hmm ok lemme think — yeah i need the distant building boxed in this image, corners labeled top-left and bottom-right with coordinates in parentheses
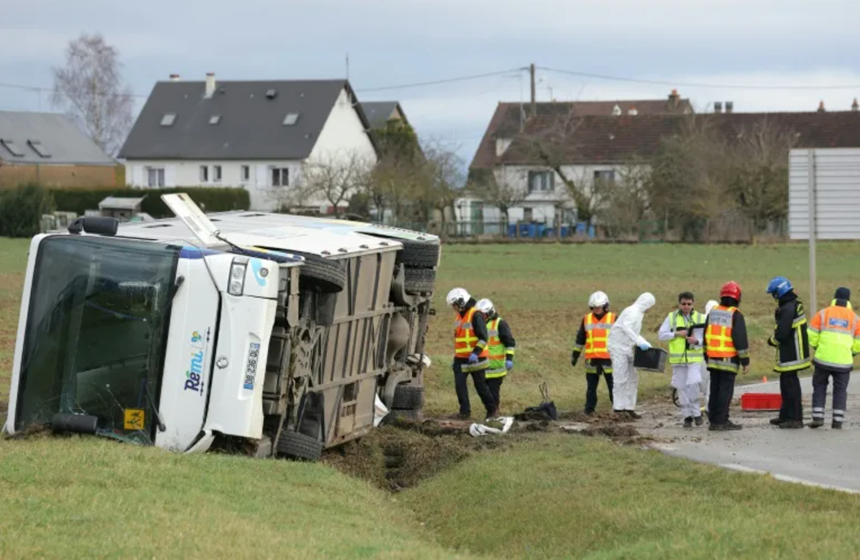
top-left (119, 74), bottom-right (378, 212)
top-left (0, 111), bottom-right (119, 188)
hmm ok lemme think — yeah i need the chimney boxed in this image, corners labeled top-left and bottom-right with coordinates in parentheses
top-left (818, 100), bottom-right (826, 112)
top-left (205, 72), bottom-right (216, 98)
top-left (612, 104), bottom-right (622, 116)
top-left (668, 88), bottom-right (680, 108)
top-left (169, 74), bottom-right (180, 82)
top-left (628, 105), bottom-right (638, 116)
top-left (714, 101), bottom-right (723, 113)
top-left (725, 101), bottom-right (734, 113)
top-left (853, 98), bottom-right (859, 112)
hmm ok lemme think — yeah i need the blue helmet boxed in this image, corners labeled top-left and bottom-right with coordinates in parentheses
top-left (766, 276), bottom-right (793, 299)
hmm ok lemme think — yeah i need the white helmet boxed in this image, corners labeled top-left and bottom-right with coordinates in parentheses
top-left (588, 291), bottom-right (609, 308)
top-left (476, 298), bottom-right (494, 315)
top-left (446, 287), bottom-right (470, 307)
top-left (705, 300), bottom-right (719, 315)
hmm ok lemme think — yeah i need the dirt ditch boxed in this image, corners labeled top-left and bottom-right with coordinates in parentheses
top-left (322, 412), bottom-right (655, 492)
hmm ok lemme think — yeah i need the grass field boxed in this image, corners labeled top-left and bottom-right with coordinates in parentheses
top-left (3, 237), bottom-right (860, 559)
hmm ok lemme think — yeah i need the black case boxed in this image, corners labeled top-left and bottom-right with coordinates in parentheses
top-left (633, 347), bottom-right (668, 372)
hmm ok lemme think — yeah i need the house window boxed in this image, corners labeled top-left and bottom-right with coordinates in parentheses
top-left (283, 113), bottom-right (300, 126)
top-left (523, 207), bottom-right (534, 222)
top-left (209, 115), bottom-right (221, 125)
top-left (147, 167), bottom-right (165, 187)
top-left (594, 170), bottom-right (616, 183)
top-left (241, 165), bottom-right (250, 182)
top-left (160, 114), bottom-right (176, 127)
top-left (213, 165), bottom-right (222, 183)
top-left (271, 167), bottom-right (289, 187)
top-left (200, 165), bottom-right (209, 183)
top-left (528, 171), bottom-right (554, 193)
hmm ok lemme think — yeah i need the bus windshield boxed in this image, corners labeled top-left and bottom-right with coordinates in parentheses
top-left (14, 235), bottom-right (179, 443)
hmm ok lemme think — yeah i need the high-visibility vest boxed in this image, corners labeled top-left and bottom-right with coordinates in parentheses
top-left (454, 307), bottom-right (489, 359)
top-left (486, 317), bottom-right (510, 379)
top-left (667, 310), bottom-right (705, 365)
top-left (705, 306), bottom-right (740, 372)
top-left (809, 303), bottom-right (860, 371)
top-left (585, 312), bottom-right (615, 361)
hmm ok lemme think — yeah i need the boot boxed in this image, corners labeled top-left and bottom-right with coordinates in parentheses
top-left (694, 416), bottom-right (704, 427)
top-left (770, 418), bottom-right (785, 426)
top-left (626, 410), bottom-right (642, 420)
top-left (832, 421), bottom-right (843, 430)
top-left (779, 420), bottom-right (804, 429)
top-left (683, 417), bottom-right (693, 428)
top-left (809, 418), bottom-right (824, 429)
top-left (725, 421), bottom-right (743, 431)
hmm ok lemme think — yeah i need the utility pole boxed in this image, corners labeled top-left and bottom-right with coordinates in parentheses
top-left (346, 53), bottom-right (350, 81)
top-left (807, 148), bottom-right (817, 314)
top-left (530, 63), bottom-right (537, 118)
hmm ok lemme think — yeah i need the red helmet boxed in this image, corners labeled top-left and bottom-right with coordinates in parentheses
top-left (720, 281), bottom-right (742, 302)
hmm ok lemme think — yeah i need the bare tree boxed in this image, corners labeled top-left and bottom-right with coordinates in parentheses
top-left (517, 108), bottom-right (615, 225)
top-left (418, 139), bottom-right (465, 226)
top-left (301, 150), bottom-right (372, 217)
top-left (51, 33), bottom-right (134, 156)
top-left (472, 165), bottom-right (529, 225)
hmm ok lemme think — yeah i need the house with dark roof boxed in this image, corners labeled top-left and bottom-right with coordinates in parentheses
top-left (360, 101), bottom-right (410, 130)
top-left (119, 74), bottom-right (378, 211)
top-left (0, 111), bottom-right (119, 188)
top-left (466, 91), bottom-right (860, 228)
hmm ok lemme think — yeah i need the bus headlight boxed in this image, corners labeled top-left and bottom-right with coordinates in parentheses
top-left (229, 257), bottom-right (248, 296)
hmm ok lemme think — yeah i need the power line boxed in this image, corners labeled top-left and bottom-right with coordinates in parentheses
top-left (538, 66), bottom-right (860, 91)
top-left (355, 68), bottom-right (527, 93)
top-left (1, 68), bottom-right (527, 101)
top-left (0, 81), bottom-right (150, 99)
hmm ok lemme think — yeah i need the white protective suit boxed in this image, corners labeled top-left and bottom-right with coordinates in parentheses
top-left (700, 300), bottom-right (719, 410)
top-left (608, 293), bottom-right (656, 412)
top-left (658, 311), bottom-right (705, 420)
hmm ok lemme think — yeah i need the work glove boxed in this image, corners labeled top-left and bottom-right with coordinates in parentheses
top-left (767, 336), bottom-right (779, 348)
top-left (468, 353), bottom-right (479, 364)
top-left (637, 340), bottom-right (652, 351)
top-left (571, 352), bottom-right (578, 367)
top-left (505, 360), bottom-right (514, 370)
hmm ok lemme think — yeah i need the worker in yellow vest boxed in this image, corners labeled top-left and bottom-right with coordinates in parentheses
top-left (658, 291), bottom-right (707, 428)
top-left (446, 287), bottom-right (497, 420)
top-left (476, 298), bottom-right (516, 415)
top-left (807, 287), bottom-right (860, 429)
top-left (571, 291), bottom-right (615, 414)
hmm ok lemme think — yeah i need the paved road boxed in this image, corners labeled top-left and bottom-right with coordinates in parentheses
top-left (641, 375), bottom-right (860, 493)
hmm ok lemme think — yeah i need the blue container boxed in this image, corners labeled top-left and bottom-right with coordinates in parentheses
top-left (507, 224), bottom-right (517, 237)
top-left (560, 225), bottom-right (570, 237)
top-left (528, 223), bottom-right (537, 238)
top-left (588, 225), bottom-right (596, 238)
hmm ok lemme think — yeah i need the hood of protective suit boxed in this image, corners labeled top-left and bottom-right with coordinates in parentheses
top-left (608, 292), bottom-right (655, 356)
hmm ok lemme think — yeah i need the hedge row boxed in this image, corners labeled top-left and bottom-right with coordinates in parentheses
top-left (49, 187), bottom-right (250, 217)
top-left (0, 183), bottom-right (55, 238)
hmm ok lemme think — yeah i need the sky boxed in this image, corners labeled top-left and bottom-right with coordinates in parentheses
top-left (2, 0), bottom-right (859, 165)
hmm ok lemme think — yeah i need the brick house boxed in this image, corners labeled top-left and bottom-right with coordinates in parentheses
top-left (0, 111), bottom-right (119, 188)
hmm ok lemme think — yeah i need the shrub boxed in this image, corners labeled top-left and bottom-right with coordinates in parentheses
top-left (48, 187), bottom-right (250, 217)
top-left (0, 183), bottom-right (55, 237)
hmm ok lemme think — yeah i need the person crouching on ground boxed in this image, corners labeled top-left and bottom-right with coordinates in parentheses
top-left (608, 292), bottom-right (656, 420)
top-left (659, 291), bottom-right (706, 428)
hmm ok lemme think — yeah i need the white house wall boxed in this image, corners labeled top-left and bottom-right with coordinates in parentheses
top-left (305, 87), bottom-right (378, 208)
top-left (125, 160), bottom-right (304, 212)
top-left (488, 163), bottom-right (649, 226)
